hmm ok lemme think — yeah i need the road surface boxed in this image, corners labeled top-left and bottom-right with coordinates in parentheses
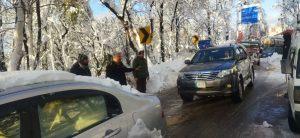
top-left (157, 66), bottom-right (300, 138)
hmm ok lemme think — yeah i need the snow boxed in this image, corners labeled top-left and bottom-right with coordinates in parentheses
top-left (262, 121), bottom-right (273, 128)
top-left (0, 71), bottom-right (144, 96)
top-left (74, 76), bottom-right (144, 95)
top-left (260, 53), bottom-right (282, 71)
top-left (260, 53), bottom-right (285, 80)
top-left (146, 52), bottom-right (192, 93)
top-left (128, 119), bottom-right (162, 138)
top-left (0, 71), bottom-right (75, 89)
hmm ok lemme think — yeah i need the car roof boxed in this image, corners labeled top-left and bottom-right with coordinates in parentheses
top-left (0, 71), bottom-right (144, 105)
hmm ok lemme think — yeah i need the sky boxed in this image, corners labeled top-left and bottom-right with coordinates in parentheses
top-left (89, 0), bottom-right (281, 26)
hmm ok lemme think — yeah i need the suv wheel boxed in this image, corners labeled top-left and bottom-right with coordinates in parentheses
top-left (248, 68), bottom-right (255, 87)
top-left (232, 77), bottom-right (244, 103)
top-left (179, 92), bottom-right (193, 102)
top-left (288, 104), bottom-right (300, 133)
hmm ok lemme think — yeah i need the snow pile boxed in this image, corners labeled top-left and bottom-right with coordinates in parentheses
top-left (0, 71), bottom-right (75, 89)
top-left (74, 76), bottom-right (144, 95)
top-left (260, 53), bottom-right (282, 71)
top-left (260, 53), bottom-right (285, 80)
top-left (262, 121), bottom-right (273, 128)
top-left (128, 119), bottom-right (162, 138)
top-left (147, 59), bottom-right (186, 93)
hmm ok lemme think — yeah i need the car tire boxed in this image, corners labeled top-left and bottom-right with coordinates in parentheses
top-left (248, 68), bottom-right (255, 87)
top-left (232, 77), bottom-right (244, 103)
top-left (179, 92), bottom-right (193, 102)
top-left (288, 104), bottom-right (300, 133)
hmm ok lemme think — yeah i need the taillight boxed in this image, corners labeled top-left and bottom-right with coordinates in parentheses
top-left (294, 86), bottom-right (300, 103)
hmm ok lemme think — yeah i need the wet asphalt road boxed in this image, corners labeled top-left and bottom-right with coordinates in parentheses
top-left (157, 66), bottom-right (300, 138)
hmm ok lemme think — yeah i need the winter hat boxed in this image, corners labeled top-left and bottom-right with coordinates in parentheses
top-left (78, 54), bottom-right (88, 62)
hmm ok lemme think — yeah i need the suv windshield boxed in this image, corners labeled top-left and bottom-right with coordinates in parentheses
top-left (191, 48), bottom-right (235, 63)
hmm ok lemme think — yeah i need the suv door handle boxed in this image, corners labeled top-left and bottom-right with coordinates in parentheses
top-left (104, 128), bottom-right (122, 138)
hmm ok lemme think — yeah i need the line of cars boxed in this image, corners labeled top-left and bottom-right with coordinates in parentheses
top-left (177, 44), bottom-right (256, 103)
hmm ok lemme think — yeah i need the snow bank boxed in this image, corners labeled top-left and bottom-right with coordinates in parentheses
top-left (128, 119), bottom-right (162, 138)
top-left (0, 71), bottom-right (75, 89)
top-left (147, 59), bottom-right (186, 93)
top-left (260, 53), bottom-right (282, 71)
top-left (260, 53), bottom-right (285, 80)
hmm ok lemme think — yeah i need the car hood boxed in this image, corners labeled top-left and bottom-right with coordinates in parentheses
top-left (180, 60), bottom-right (235, 72)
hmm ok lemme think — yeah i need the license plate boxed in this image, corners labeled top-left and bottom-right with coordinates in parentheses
top-left (195, 81), bottom-right (206, 88)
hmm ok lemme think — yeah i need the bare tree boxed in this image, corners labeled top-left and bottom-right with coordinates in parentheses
top-left (10, 0), bottom-right (25, 70)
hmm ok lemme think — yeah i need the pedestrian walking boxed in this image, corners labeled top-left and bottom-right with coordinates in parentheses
top-left (70, 54), bottom-right (91, 76)
top-left (106, 52), bottom-right (135, 85)
top-left (133, 51), bottom-right (149, 93)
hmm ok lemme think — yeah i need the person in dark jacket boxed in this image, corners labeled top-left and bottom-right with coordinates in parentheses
top-left (70, 54), bottom-right (91, 76)
top-left (106, 52), bottom-right (135, 85)
top-left (133, 51), bottom-right (149, 93)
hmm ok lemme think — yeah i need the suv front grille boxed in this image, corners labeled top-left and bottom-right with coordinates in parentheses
top-left (185, 71), bottom-right (219, 81)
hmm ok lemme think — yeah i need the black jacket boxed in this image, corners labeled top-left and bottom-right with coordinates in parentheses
top-left (106, 61), bottom-right (134, 85)
top-left (70, 62), bottom-right (91, 76)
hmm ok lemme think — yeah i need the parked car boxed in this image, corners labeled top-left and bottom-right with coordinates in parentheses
top-left (177, 45), bottom-right (255, 103)
top-left (0, 71), bottom-right (166, 138)
top-left (281, 25), bottom-right (300, 133)
top-left (240, 40), bottom-right (262, 65)
top-left (261, 46), bottom-right (275, 58)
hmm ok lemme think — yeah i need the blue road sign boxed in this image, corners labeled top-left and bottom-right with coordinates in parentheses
top-left (198, 40), bottom-right (211, 49)
top-left (241, 6), bottom-right (259, 24)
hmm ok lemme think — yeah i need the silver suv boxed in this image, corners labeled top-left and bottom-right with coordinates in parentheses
top-left (177, 45), bottom-right (255, 103)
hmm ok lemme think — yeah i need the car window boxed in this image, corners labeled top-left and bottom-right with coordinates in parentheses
top-left (289, 49), bottom-right (296, 76)
top-left (38, 94), bottom-right (109, 138)
top-left (297, 49), bottom-right (300, 78)
top-left (0, 111), bottom-right (20, 138)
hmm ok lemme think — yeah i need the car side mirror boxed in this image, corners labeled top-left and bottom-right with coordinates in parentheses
top-left (281, 59), bottom-right (292, 74)
top-left (184, 60), bottom-right (191, 64)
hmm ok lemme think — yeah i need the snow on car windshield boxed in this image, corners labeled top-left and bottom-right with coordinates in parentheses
top-left (191, 48), bottom-right (234, 63)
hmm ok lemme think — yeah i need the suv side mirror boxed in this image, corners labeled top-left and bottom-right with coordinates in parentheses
top-left (184, 60), bottom-right (191, 64)
top-left (281, 59), bottom-right (292, 74)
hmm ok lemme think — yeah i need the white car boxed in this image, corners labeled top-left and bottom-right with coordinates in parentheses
top-left (281, 25), bottom-right (300, 133)
top-left (0, 71), bottom-right (166, 138)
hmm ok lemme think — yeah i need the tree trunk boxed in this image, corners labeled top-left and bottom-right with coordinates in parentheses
top-left (159, 2), bottom-right (165, 62)
top-left (10, 0), bottom-right (25, 71)
top-left (0, 1), bottom-right (6, 72)
top-left (207, 11), bottom-right (211, 38)
top-left (175, 17), bottom-right (180, 53)
top-left (23, 27), bottom-right (30, 69)
top-left (33, 0), bottom-right (42, 69)
top-left (26, 2), bottom-right (34, 69)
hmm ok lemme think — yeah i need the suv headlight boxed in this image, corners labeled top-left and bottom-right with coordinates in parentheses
top-left (217, 66), bottom-right (237, 78)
